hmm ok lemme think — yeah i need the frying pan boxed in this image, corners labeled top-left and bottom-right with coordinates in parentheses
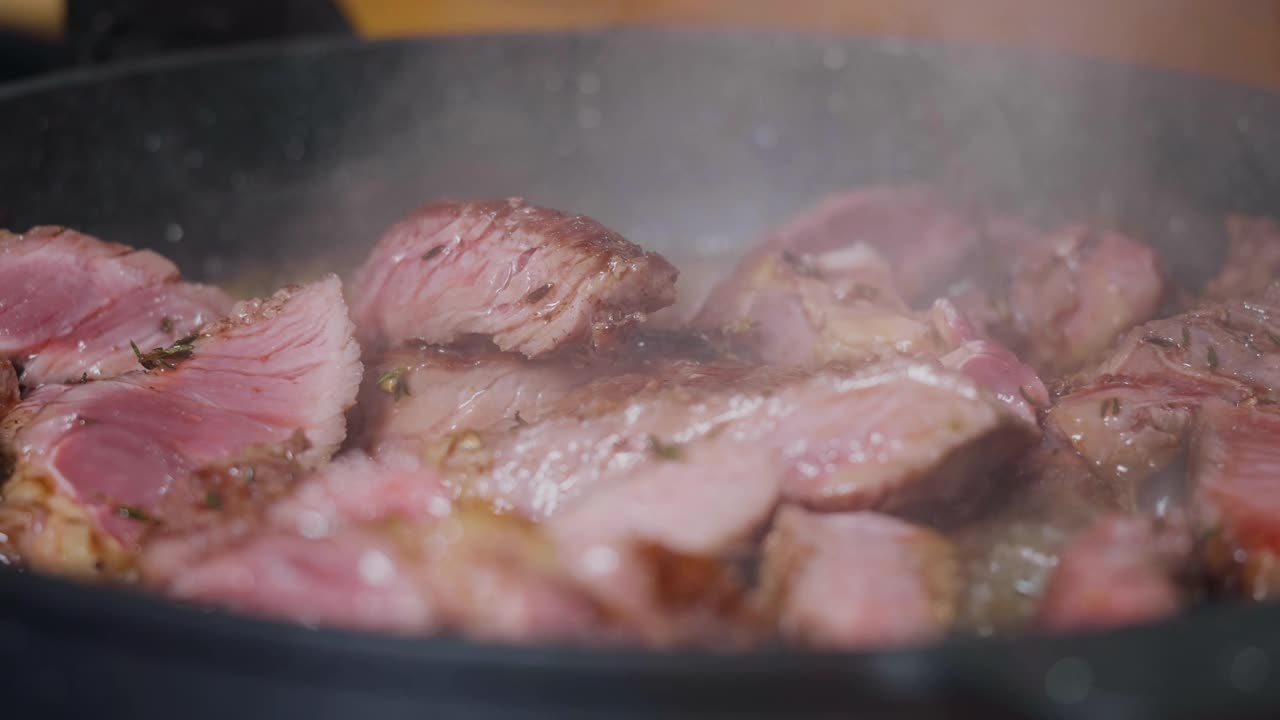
top-left (2, 30), bottom-right (1280, 719)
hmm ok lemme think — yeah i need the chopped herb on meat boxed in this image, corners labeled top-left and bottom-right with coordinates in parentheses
top-left (205, 490), bottom-right (223, 510)
top-left (377, 367), bottom-right (410, 401)
top-left (1207, 346), bottom-right (1220, 372)
top-left (524, 282), bottom-right (554, 304)
top-left (421, 245), bottom-right (446, 261)
top-left (1182, 326), bottom-right (1192, 348)
top-left (1142, 335), bottom-right (1177, 348)
top-left (130, 334), bottom-right (197, 370)
top-left (160, 316), bottom-right (174, 334)
top-left (114, 505), bottom-right (153, 523)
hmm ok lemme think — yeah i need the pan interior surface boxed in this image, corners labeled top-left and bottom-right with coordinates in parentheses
top-left (3, 30), bottom-right (1280, 719)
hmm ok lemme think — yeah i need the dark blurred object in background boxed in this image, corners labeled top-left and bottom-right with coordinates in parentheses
top-left (0, 0), bottom-right (352, 84)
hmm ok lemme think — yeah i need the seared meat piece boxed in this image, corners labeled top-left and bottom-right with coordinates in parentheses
top-left (699, 186), bottom-right (981, 310)
top-left (1036, 515), bottom-right (1187, 632)
top-left (549, 444), bottom-right (781, 644)
top-left (931, 298), bottom-right (1049, 425)
top-left (354, 344), bottom-right (604, 451)
top-left (0, 226), bottom-right (231, 386)
top-left (150, 451), bottom-right (600, 641)
top-left (352, 198), bottom-right (678, 357)
top-left (0, 277), bottom-right (361, 576)
top-left (757, 507), bottom-right (958, 649)
top-left (1006, 226), bottom-right (1163, 376)
top-left (433, 360), bottom-right (1034, 522)
top-left (1047, 290), bottom-right (1280, 498)
top-left (1191, 401), bottom-right (1280, 600)
top-left (1202, 215), bottom-right (1280, 302)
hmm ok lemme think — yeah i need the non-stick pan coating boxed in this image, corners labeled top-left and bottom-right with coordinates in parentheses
top-left (2, 31), bottom-right (1280, 719)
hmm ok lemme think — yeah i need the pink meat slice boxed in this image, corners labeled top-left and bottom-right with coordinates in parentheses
top-left (1008, 225), bottom-right (1163, 376)
top-left (1036, 515), bottom-right (1184, 632)
top-left (435, 360), bottom-right (1034, 522)
top-left (352, 198), bottom-right (678, 357)
top-left (354, 344), bottom-right (602, 450)
top-left (1191, 401), bottom-right (1280, 599)
top-left (0, 226), bottom-right (232, 385)
top-left (697, 186), bottom-right (981, 313)
top-left (1, 276), bottom-right (361, 574)
top-left (549, 444), bottom-right (781, 642)
top-left (758, 507), bottom-right (958, 649)
top-left (1047, 291), bottom-right (1280, 496)
top-left (152, 451), bottom-right (599, 641)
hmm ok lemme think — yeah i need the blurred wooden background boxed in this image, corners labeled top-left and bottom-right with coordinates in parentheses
top-left (334, 0), bottom-right (1280, 89)
top-left (7, 0), bottom-right (1280, 88)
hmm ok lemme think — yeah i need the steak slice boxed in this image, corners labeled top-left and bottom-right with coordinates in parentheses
top-left (354, 344), bottom-right (604, 451)
top-left (435, 360), bottom-right (1035, 523)
top-left (549, 444), bottom-right (781, 644)
top-left (352, 198), bottom-right (678, 357)
top-left (1047, 290), bottom-right (1280, 498)
top-left (698, 186), bottom-right (981, 310)
top-left (757, 507), bottom-right (958, 649)
top-left (0, 226), bottom-right (232, 386)
top-left (0, 276), bottom-right (361, 576)
top-left (150, 451), bottom-right (601, 641)
top-left (1191, 401), bottom-right (1280, 600)
top-left (1036, 515), bottom-right (1187, 632)
top-left (1006, 225), bottom-right (1163, 376)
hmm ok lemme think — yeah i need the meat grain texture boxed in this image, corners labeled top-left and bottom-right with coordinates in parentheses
top-left (352, 198), bottom-right (678, 357)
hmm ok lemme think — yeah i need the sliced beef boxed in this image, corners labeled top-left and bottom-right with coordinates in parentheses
top-left (549, 444), bottom-right (781, 644)
top-left (757, 507), bottom-right (958, 649)
top-left (1191, 401), bottom-right (1280, 600)
top-left (1202, 215), bottom-right (1280, 302)
top-left (433, 360), bottom-right (1034, 523)
top-left (0, 277), bottom-right (361, 576)
top-left (1036, 515), bottom-right (1187, 632)
top-left (1006, 226), bottom-right (1164, 377)
top-left (698, 186), bottom-right (981, 311)
top-left (0, 226), bottom-right (232, 386)
top-left (352, 198), bottom-right (678, 357)
top-left (695, 240), bottom-right (941, 367)
top-left (1047, 291), bottom-right (1280, 499)
top-left (150, 451), bottom-right (600, 641)
top-left (354, 344), bottom-right (603, 451)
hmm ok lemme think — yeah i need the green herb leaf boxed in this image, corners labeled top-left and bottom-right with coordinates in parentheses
top-left (422, 245), bottom-right (446, 261)
top-left (205, 490), bottom-right (223, 510)
top-left (1142, 335), bottom-right (1177, 349)
top-left (1207, 345), bottom-right (1220, 372)
top-left (1182, 326), bottom-right (1192, 348)
top-left (160, 316), bottom-right (174, 334)
top-left (131, 334), bottom-right (198, 371)
top-left (377, 367), bottom-right (410, 401)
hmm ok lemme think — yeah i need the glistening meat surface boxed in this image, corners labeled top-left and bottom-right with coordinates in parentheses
top-left (432, 360), bottom-right (1035, 522)
top-left (352, 198), bottom-right (678, 357)
top-left (0, 226), bottom-right (232, 386)
top-left (0, 276), bottom-right (361, 576)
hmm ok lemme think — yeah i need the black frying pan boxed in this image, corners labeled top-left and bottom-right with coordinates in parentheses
top-left (2, 31), bottom-right (1280, 719)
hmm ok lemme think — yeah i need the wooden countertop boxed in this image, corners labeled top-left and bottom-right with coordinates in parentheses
top-left (336, 0), bottom-right (1280, 89)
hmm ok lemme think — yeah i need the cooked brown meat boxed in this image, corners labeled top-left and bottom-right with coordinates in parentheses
top-left (352, 198), bottom-right (678, 357)
top-left (758, 507), bottom-right (958, 649)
